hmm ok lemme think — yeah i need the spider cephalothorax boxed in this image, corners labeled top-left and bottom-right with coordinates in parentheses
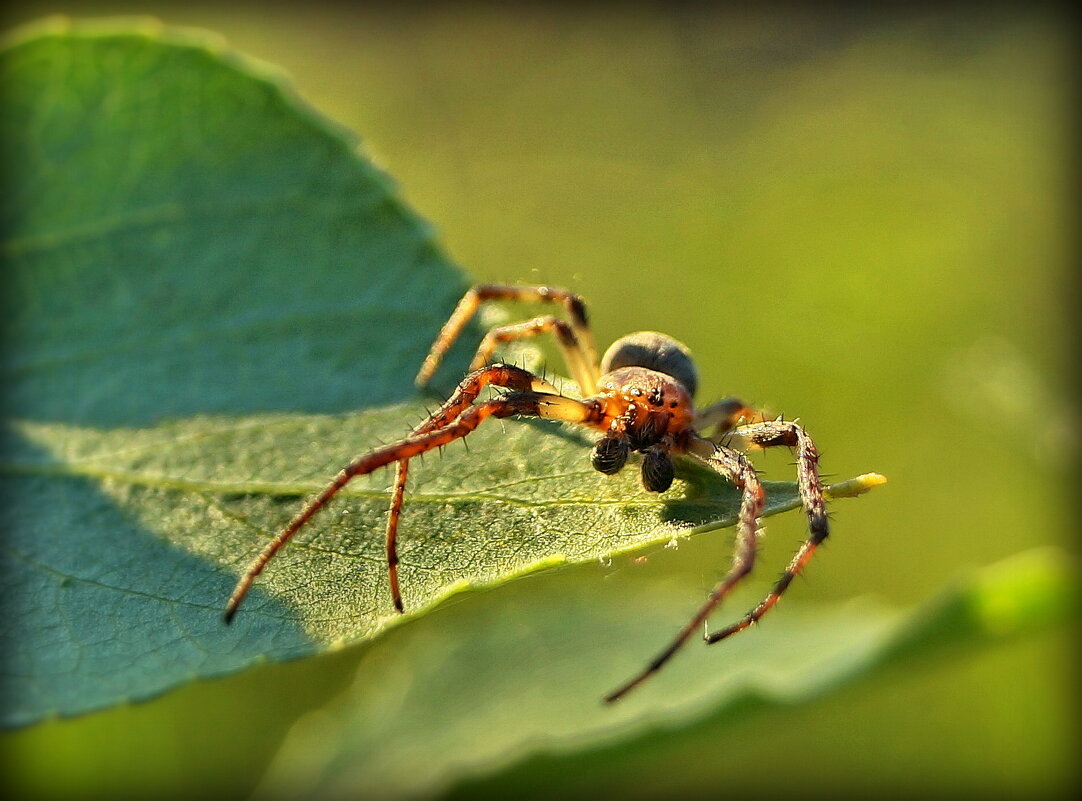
top-left (225, 284), bottom-right (834, 702)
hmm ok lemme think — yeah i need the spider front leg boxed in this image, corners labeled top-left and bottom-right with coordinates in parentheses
top-left (694, 397), bottom-right (765, 439)
top-left (224, 365), bottom-right (593, 622)
top-left (415, 284), bottom-right (600, 393)
top-left (384, 364), bottom-right (560, 613)
top-left (604, 435), bottom-right (764, 703)
top-left (703, 419), bottom-right (828, 645)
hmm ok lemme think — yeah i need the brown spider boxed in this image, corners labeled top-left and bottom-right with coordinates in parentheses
top-left (225, 284), bottom-right (832, 703)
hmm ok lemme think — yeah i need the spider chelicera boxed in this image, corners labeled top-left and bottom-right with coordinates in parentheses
top-left (225, 284), bottom-right (834, 702)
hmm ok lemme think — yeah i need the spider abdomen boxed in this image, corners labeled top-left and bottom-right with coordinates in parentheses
top-left (600, 331), bottom-right (698, 398)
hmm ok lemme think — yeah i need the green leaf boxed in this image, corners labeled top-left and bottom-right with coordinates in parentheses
top-left (256, 547), bottom-right (1076, 800)
top-left (1, 17), bottom-right (465, 427)
top-left (0, 20), bottom-right (883, 729)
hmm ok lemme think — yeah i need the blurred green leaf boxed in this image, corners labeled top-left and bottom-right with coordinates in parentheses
top-left (257, 547), bottom-right (1076, 801)
top-left (0, 21), bottom-right (883, 729)
top-left (1, 17), bottom-right (465, 427)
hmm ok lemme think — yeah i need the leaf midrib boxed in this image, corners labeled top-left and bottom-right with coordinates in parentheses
top-left (0, 460), bottom-right (724, 509)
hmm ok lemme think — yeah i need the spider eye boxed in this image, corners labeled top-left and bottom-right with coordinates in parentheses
top-left (600, 331), bottom-right (698, 397)
top-left (640, 448), bottom-right (675, 493)
top-left (592, 436), bottom-right (630, 475)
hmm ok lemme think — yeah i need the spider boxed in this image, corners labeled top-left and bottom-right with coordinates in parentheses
top-left (224, 284), bottom-right (831, 703)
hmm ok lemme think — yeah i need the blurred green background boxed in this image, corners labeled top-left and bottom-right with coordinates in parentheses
top-left (3, 2), bottom-right (1076, 799)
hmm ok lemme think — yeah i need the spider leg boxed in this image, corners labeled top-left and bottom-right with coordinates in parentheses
top-left (384, 364), bottom-right (561, 613)
top-left (693, 397), bottom-right (764, 439)
top-left (415, 284), bottom-right (599, 391)
top-left (604, 435), bottom-right (764, 703)
top-left (703, 419), bottom-right (828, 645)
top-left (469, 315), bottom-right (597, 395)
top-left (225, 366), bottom-right (597, 622)
top-left (386, 459), bottom-right (410, 612)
